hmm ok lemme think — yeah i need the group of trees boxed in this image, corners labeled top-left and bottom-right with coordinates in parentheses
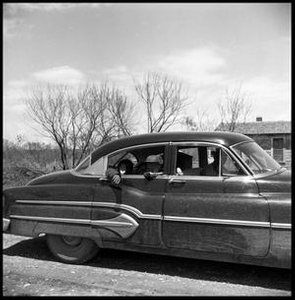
top-left (4, 71), bottom-right (252, 187)
top-left (25, 72), bottom-right (191, 170)
top-left (3, 136), bottom-right (60, 188)
top-left (26, 83), bottom-right (135, 170)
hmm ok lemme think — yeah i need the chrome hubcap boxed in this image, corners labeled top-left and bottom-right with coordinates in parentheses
top-left (62, 236), bottom-right (82, 246)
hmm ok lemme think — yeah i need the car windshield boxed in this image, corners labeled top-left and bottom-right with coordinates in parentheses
top-left (232, 141), bottom-right (281, 174)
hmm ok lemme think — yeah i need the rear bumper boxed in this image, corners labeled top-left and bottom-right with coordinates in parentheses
top-left (3, 218), bottom-right (10, 231)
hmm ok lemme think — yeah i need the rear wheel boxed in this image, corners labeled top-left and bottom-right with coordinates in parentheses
top-left (46, 234), bottom-right (99, 264)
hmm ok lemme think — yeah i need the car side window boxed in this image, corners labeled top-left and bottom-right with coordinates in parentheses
top-left (75, 155), bottom-right (107, 176)
top-left (107, 144), bottom-right (166, 175)
top-left (108, 151), bottom-right (138, 175)
top-left (176, 147), bottom-right (201, 175)
top-left (175, 145), bottom-right (245, 177)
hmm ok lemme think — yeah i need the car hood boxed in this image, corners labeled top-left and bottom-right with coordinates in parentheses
top-left (27, 170), bottom-right (74, 186)
top-left (255, 169), bottom-right (291, 193)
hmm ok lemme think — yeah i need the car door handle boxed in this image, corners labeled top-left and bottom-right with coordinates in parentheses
top-left (169, 178), bottom-right (186, 184)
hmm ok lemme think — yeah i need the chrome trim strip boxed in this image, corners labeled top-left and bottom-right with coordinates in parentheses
top-left (271, 223), bottom-right (292, 230)
top-left (91, 220), bottom-right (134, 227)
top-left (230, 140), bottom-right (250, 148)
top-left (15, 200), bottom-right (291, 229)
top-left (164, 216), bottom-right (270, 228)
top-left (15, 200), bottom-right (162, 220)
top-left (10, 215), bottom-right (92, 225)
top-left (9, 214), bottom-right (135, 228)
top-left (16, 200), bottom-right (92, 206)
top-left (92, 202), bottom-right (162, 220)
top-left (92, 213), bottom-right (139, 238)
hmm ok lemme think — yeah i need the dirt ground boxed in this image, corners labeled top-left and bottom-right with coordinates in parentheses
top-left (3, 233), bottom-right (292, 296)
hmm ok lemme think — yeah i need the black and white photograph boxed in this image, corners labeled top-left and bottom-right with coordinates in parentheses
top-left (3, 3), bottom-right (291, 296)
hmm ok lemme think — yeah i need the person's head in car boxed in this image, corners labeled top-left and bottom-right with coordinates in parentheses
top-left (118, 159), bottom-right (133, 175)
top-left (145, 155), bottom-right (163, 172)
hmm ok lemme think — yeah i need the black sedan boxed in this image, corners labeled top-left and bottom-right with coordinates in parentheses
top-left (3, 132), bottom-right (291, 268)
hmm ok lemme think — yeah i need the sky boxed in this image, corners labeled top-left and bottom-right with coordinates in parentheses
top-left (3, 3), bottom-right (291, 143)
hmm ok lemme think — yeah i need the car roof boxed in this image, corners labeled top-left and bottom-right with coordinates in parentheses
top-left (91, 131), bottom-right (252, 163)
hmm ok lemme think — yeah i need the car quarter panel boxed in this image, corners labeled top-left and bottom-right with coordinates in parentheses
top-left (255, 170), bottom-right (291, 268)
top-left (3, 175), bottom-right (97, 238)
top-left (265, 196), bottom-right (291, 268)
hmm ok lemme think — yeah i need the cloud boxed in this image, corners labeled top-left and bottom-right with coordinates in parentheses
top-left (155, 48), bottom-right (226, 87)
top-left (5, 66), bottom-right (86, 108)
top-left (4, 79), bottom-right (29, 107)
top-left (4, 66), bottom-right (87, 142)
top-left (5, 3), bottom-right (109, 14)
top-left (32, 66), bottom-right (86, 85)
top-left (122, 47), bottom-right (290, 124)
top-left (4, 80), bottom-right (39, 142)
top-left (244, 77), bottom-right (291, 121)
top-left (4, 3), bottom-right (110, 39)
top-left (88, 66), bottom-right (136, 98)
top-left (100, 47), bottom-right (227, 98)
top-left (5, 66), bottom-right (86, 102)
top-left (92, 47), bottom-right (228, 120)
top-left (3, 16), bottom-right (24, 39)
top-left (102, 65), bottom-right (130, 82)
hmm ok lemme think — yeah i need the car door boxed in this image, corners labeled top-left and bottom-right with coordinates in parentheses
top-left (91, 142), bottom-right (170, 246)
top-left (163, 142), bottom-right (271, 257)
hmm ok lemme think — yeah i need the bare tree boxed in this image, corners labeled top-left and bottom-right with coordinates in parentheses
top-left (217, 84), bottom-right (252, 132)
top-left (107, 86), bottom-right (134, 137)
top-left (26, 83), bottom-right (134, 170)
top-left (134, 72), bottom-right (188, 133)
top-left (90, 83), bottom-right (134, 147)
top-left (26, 84), bottom-right (72, 169)
top-left (183, 108), bottom-right (217, 132)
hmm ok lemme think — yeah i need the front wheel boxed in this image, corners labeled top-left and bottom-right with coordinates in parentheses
top-left (46, 234), bottom-right (99, 264)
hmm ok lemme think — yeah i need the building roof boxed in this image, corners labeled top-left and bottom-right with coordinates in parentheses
top-left (91, 131), bottom-right (252, 163)
top-left (216, 121), bottom-right (291, 135)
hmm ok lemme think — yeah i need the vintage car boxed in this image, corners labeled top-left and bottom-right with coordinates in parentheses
top-left (3, 132), bottom-right (291, 268)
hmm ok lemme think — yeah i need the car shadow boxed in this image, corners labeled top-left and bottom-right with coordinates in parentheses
top-left (3, 236), bottom-right (291, 291)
